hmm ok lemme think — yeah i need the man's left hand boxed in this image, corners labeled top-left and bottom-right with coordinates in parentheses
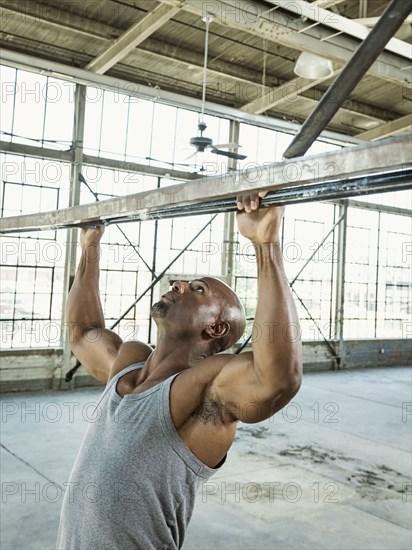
top-left (236, 193), bottom-right (284, 244)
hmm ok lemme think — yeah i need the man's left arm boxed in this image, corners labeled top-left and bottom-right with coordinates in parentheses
top-left (211, 202), bottom-right (303, 423)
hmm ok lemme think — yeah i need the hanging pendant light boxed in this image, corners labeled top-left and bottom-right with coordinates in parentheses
top-left (294, 51), bottom-right (334, 79)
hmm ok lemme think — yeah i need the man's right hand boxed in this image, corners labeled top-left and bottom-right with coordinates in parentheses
top-left (80, 226), bottom-right (105, 249)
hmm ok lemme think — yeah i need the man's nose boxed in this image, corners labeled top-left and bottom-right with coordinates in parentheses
top-left (172, 281), bottom-right (187, 293)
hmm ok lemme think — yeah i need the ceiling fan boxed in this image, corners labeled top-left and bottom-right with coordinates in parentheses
top-left (187, 15), bottom-right (247, 161)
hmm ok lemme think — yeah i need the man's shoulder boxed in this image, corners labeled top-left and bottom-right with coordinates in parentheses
top-left (177, 353), bottom-right (234, 387)
top-left (108, 340), bottom-right (153, 380)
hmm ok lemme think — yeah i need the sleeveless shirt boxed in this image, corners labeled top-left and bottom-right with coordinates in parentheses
top-left (56, 363), bottom-right (221, 549)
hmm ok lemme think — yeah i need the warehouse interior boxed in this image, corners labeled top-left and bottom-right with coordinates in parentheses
top-left (0, 0), bottom-right (411, 549)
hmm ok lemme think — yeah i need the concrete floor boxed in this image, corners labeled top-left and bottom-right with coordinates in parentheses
top-left (1, 366), bottom-right (411, 550)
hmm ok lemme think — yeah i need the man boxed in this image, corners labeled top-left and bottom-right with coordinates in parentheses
top-left (57, 195), bottom-right (302, 550)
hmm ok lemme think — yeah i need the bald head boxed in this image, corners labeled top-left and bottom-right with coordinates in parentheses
top-left (202, 277), bottom-right (246, 352)
top-left (151, 276), bottom-right (246, 355)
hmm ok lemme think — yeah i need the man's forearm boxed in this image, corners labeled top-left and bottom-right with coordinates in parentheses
top-left (66, 242), bottom-right (105, 340)
top-left (252, 241), bottom-right (302, 392)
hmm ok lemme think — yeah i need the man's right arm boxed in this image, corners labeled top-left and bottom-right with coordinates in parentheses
top-left (66, 227), bottom-right (123, 383)
top-left (67, 227), bottom-right (154, 384)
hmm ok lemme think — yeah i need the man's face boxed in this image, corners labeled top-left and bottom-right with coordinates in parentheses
top-left (151, 278), bottom-right (230, 333)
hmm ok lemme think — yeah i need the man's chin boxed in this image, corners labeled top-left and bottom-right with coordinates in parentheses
top-left (150, 300), bottom-right (170, 318)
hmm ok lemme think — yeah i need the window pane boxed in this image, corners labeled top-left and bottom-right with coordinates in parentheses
top-left (13, 71), bottom-right (47, 145)
top-left (43, 78), bottom-right (75, 148)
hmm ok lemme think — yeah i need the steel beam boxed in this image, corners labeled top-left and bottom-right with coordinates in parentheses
top-left (159, 0), bottom-right (411, 85)
top-left (2, 0), bottom-right (411, 82)
top-left (355, 14), bottom-right (412, 39)
top-left (315, 0), bottom-right (347, 7)
top-left (0, 4), bottom-right (400, 124)
top-left (283, 0), bottom-right (410, 159)
top-left (357, 114), bottom-right (412, 140)
top-left (85, 4), bottom-right (181, 74)
top-left (342, 199), bottom-right (411, 217)
top-left (356, 15), bottom-right (412, 26)
top-left (2, 140), bottom-right (409, 216)
top-left (0, 140), bottom-right (200, 181)
top-left (241, 72), bottom-right (341, 114)
top-left (145, 172), bottom-right (410, 220)
top-left (266, 0), bottom-right (410, 58)
top-left (0, 136), bottom-right (410, 233)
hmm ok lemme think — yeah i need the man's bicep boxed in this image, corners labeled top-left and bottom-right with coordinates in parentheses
top-left (212, 352), bottom-right (267, 421)
top-left (212, 351), bottom-right (298, 423)
top-left (70, 328), bottom-right (122, 384)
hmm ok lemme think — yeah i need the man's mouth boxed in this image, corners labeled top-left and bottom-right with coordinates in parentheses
top-left (161, 292), bottom-right (175, 303)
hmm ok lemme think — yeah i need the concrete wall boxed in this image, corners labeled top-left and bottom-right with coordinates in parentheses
top-left (0, 339), bottom-right (410, 393)
top-left (0, 349), bottom-right (100, 393)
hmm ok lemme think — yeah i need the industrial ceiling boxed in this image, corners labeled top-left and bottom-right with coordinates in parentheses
top-left (0, 0), bottom-right (411, 140)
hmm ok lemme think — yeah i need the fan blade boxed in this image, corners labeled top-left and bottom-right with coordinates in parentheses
top-left (211, 148), bottom-right (247, 160)
top-left (211, 142), bottom-right (242, 150)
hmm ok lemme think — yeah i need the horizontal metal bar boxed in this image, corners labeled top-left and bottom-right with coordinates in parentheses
top-left (114, 172), bottom-right (410, 222)
top-left (2, 142), bottom-right (410, 217)
top-left (3, 143), bottom-right (410, 218)
top-left (1, 136), bottom-right (410, 233)
top-left (341, 199), bottom-right (412, 217)
top-left (0, 140), bottom-right (200, 181)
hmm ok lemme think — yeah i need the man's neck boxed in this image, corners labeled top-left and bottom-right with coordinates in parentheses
top-left (143, 334), bottom-right (206, 381)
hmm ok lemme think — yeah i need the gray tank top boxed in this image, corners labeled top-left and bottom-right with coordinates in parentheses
top-left (56, 363), bottom-right (221, 550)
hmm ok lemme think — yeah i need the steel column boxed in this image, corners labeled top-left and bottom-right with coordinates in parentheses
top-left (221, 121), bottom-right (241, 284)
top-left (59, 84), bottom-right (86, 388)
top-left (148, 177), bottom-right (161, 343)
top-left (334, 202), bottom-right (348, 367)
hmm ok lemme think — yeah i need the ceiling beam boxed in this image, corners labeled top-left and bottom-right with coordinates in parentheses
top-left (0, 2), bottom-right (120, 38)
top-left (0, 48), bottom-right (388, 145)
top-left (0, 5), bottom-right (395, 124)
top-left (136, 39), bottom-right (267, 86)
top-left (159, 0), bottom-right (411, 85)
top-left (0, 5), bottom-right (265, 86)
top-left (355, 15), bottom-right (412, 40)
top-left (0, 49), bottom-right (313, 140)
top-left (85, 3), bottom-right (181, 74)
top-left (138, 45), bottom-right (393, 122)
top-left (356, 114), bottom-right (412, 140)
top-left (0, 30), bottom-right (395, 124)
top-left (241, 70), bottom-right (341, 114)
top-left (1, 1), bottom-right (410, 85)
top-left (314, 0), bottom-right (347, 8)
top-left (265, 0), bottom-right (410, 59)
top-left (356, 15), bottom-right (412, 26)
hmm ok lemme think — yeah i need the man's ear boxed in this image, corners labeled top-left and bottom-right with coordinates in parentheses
top-left (204, 321), bottom-right (230, 340)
